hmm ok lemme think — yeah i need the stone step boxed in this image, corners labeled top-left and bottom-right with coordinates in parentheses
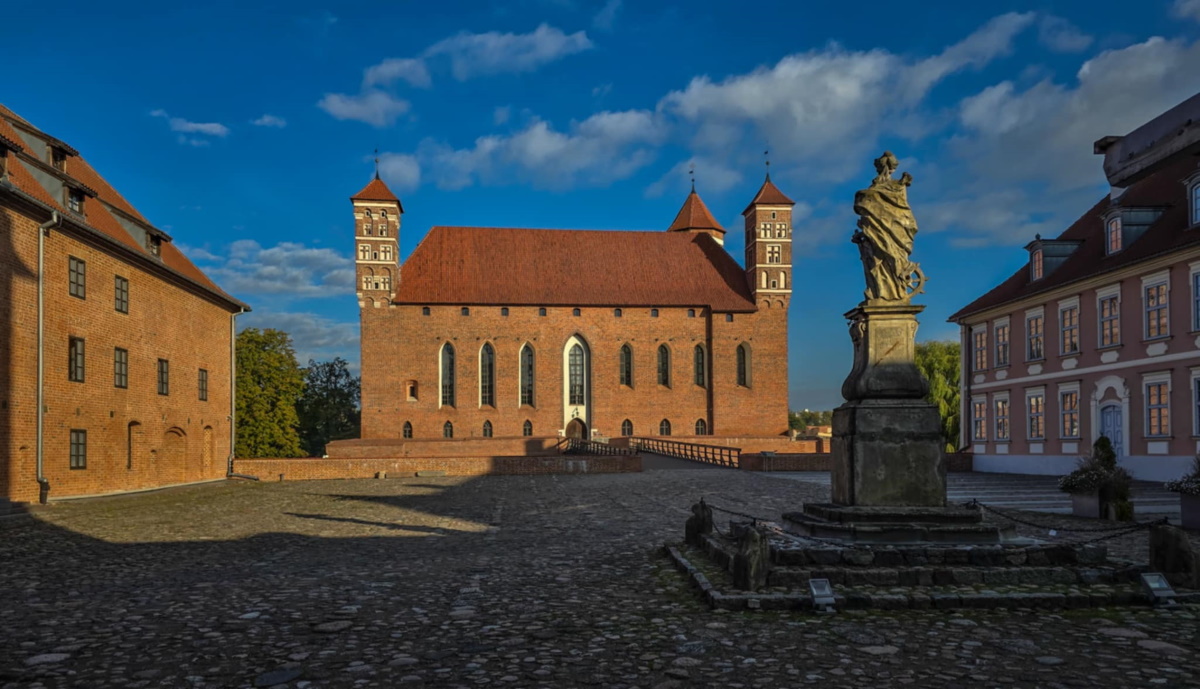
top-left (767, 540), bottom-right (1108, 568)
top-left (767, 564), bottom-right (1137, 588)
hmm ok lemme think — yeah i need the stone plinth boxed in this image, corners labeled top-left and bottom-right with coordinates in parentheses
top-left (841, 304), bottom-right (929, 401)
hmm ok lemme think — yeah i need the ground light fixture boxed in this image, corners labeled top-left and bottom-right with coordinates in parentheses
top-left (1139, 573), bottom-right (1177, 606)
top-left (809, 578), bottom-right (836, 614)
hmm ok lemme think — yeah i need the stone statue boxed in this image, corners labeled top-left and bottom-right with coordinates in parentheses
top-left (852, 151), bottom-right (925, 304)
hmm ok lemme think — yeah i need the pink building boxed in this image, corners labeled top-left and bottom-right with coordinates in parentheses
top-left (950, 95), bottom-right (1200, 481)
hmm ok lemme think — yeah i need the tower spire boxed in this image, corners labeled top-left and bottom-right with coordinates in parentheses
top-left (373, 147), bottom-right (380, 180)
top-left (689, 162), bottom-right (695, 192)
top-left (764, 149), bottom-right (771, 181)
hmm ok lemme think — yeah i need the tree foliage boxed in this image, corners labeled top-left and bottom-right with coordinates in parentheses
top-left (789, 409), bottom-right (833, 430)
top-left (236, 328), bottom-right (305, 458)
top-left (915, 340), bottom-right (960, 451)
top-left (296, 357), bottom-right (361, 457)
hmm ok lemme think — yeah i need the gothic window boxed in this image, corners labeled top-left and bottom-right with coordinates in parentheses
top-left (441, 344), bottom-right (455, 407)
top-left (523, 420), bottom-right (533, 436)
top-left (659, 419), bottom-right (671, 436)
top-left (403, 421), bottom-right (412, 438)
top-left (695, 419), bottom-right (708, 435)
top-left (619, 344), bottom-right (633, 387)
top-left (483, 420), bottom-right (493, 437)
top-left (693, 345), bottom-right (706, 388)
top-left (520, 345), bottom-right (535, 406)
top-left (569, 344), bottom-right (585, 405)
top-left (657, 345), bottom-right (670, 387)
top-left (358, 244), bottom-right (370, 260)
top-left (737, 343), bottom-right (750, 387)
top-left (443, 421), bottom-right (453, 438)
top-left (480, 343), bottom-right (495, 407)
top-left (621, 419), bottom-right (633, 436)
top-left (767, 245), bottom-right (781, 263)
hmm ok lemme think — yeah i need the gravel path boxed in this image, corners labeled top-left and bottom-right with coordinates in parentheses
top-left (1, 469), bottom-right (1197, 688)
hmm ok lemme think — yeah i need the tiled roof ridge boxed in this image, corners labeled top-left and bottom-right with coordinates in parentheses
top-left (667, 190), bottom-right (725, 233)
top-left (351, 176), bottom-right (401, 203)
top-left (741, 174), bottom-right (795, 215)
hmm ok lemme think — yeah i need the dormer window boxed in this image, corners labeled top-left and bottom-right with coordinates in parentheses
top-left (147, 234), bottom-right (162, 257)
top-left (1030, 249), bottom-right (1043, 280)
top-left (1107, 217), bottom-right (1122, 254)
top-left (1192, 182), bottom-right (1200, 226)
top-left (66, 187), bottom-right (84, 215)
top-left (51, 147), bottom-right (66, 171)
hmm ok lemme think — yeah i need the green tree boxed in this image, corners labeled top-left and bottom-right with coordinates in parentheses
top-left (236, 328), bottom-right (305, 458)
top-left (789, 409), bottom-right (834, 430)
top-left (296, 357), bottom-right (361, 457)
top-left (915, 340), bottom-right (960, 451)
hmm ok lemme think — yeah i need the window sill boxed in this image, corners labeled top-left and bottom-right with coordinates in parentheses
top-left (1141, 336), bottom-right (1173, 344)
top-left (1144, 436), bottom-right (1174, 440)
top-left (1058, 351), bottom-right (1081, 358)
top-left (1096, 343), bottom-right (1123, 352)
top-left (1024, 358), bottom-right (1046, 364)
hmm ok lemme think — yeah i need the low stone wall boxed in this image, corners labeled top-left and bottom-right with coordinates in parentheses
top-left (233, 454), bottom-right (642, 480)
top-left (739, 453), bottom-right (974, 472)
top-left (609, 435), bottom-right (824, 453)
top-left (324, 436), bottom-right (561, 459)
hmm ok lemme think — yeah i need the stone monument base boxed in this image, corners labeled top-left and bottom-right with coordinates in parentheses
top-left (782, 503), bottom-right (1025, 545)
top-left (831, 399), bottom-right (946, 507)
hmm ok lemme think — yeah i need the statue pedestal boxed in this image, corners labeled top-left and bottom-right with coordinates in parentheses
top-left (830, 304), bottom-right (946, 508)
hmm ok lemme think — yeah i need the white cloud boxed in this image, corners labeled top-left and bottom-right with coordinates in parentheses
top-left (1172, 0), bottom-right (1200, 22)
top-left (423, 23), bottom-right (593, 80)
top-left (593, 0), bottom-right (621, 31)
top-left (238, 311), bottom-right (359, 367)
top-left (363, 58), bottom-right (432, 88)
top-left (1037, 15), bottom-right (1092, 53)
top-left (251, 114), bottom-right (288, 128)
top-left (194, 240), bottom-right (355, 298)
top-left (377, 153), bottom-right (421, 192)
top-left (592, 82), bottom-right (612, 98)
top-left (151, 109), bottom-right (230, 141)
top-left (420, 109), bottom-right (665, 190)
top-left (317, 90), bottom-right (411, 127)
top-left (493, 105), bottom-right (512, 125)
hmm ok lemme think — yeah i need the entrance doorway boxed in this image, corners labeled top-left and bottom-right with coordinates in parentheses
top-left (1100, 404), bottom-right (1124, 458)
top-left (565, 418), bottom-right (588, 439)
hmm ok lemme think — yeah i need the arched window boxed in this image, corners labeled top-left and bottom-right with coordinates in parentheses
top-left (364, 209), bottom-right (373, 219)
top-left (779, 271), bottom-right (787, 289)
top-left (695, 419), bottom-right (707, 435)
top-left (736, 343), bottom-right (750, 387)
top-left (380, 270), bottom-right (391, 290)
top-left (619, 344), bottom-right (633, 386)
top-left (482, 420), bottom-right (493, 437)
top-left (520, 344), bottom-right (535, 406)
top-left (657, 345), bottom-right (670, 387)
top-left (358, 244), bottom-right (371, 260)
top-left (569, 344), bottom-right (585, 405)
top-left (443, 421), bottom-right (453, 438)
top-left (621, 419), bottom-right (633, 436)
top-left (441, 344), bottom-right (456, 407)
top-left (480, 343), bottom-right (495, 406)
top-left (361, 275), bottom-right (372, 290)
top-left (402, 421), bottom-right (412, 438)
top-left (693, 345), bottom-right (706, 387)
top-left (523, 420), bottom-right (533, 437)
top-left (659, 419), bottom-right (671, 436)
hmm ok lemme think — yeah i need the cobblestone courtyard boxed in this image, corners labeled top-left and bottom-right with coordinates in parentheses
top-left (2, 467), bottom-right (1198, 688)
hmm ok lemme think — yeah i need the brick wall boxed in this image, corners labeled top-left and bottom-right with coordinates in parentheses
top-left (1, 202), bottom-right (236, 503)
top-left (234, 454), bottom-right (643, 480)
top-left (608, 435), bottom-right (824, 453)
top-left (738, 452), bottom-right (975, 472)
top-left (326, 436), bottom-right (561, 459)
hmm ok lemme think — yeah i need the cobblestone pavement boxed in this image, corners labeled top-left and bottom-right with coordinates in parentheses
top-left (1, 468), bottom-right (1198, 689)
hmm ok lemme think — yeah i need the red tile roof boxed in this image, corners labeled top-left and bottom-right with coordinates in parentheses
top-left (949, 155), bottom-right (1200, 322)
top-left (395, 226), bottom-right (757, 310)
top-left (742, 174), bottom-right (795, 215)
top-left (0, 103), bottom-right (244, 310)
top-left (667, 190), bottom-right (724, 234)
top-left (351, 176), bottom-right (402, 207)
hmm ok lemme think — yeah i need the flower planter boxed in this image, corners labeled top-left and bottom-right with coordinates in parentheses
top-left (1181, 493), bottom-right (1200, 530)
top-left (1071, 493), bottom-right (1103, 519)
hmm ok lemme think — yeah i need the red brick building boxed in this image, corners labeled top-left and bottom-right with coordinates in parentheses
top-left (354, 174), bottom-right (794, 442)
top-left (0, 104), bottom-right (247, 504)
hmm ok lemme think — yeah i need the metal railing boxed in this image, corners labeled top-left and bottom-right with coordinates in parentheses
top-left (557, 437), bottom-right (635, 456)
top-left (630, 437), bottom-right (740, 467)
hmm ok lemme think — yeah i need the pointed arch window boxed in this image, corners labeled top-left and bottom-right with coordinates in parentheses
top-left (621, 419), bottom-right (633, 436)
top-left (520, 344), bottom-right (535, 406)
top-left (659, 419), bottom-right (671, 436)
top-left (480, 343), bottom-right (495, 407)
top-left (657, 345), bottom-right (670, 387)
top-left (569, 344), bottom-right (585, 405)
top-left (443, 421), bottom-right (453, 438)
top-left (619, 344), bottom-right (633, 386)
top-left (402, 421), bottom-right (412, 438)
top-left (693, 345), bottom-right (707, 387)
top-left (736, 343), bottom-right (750, 387)
top-left (482, 420), bottom-right (493, 437)
top-left (523, 420), bottom-right (533, 437)
top-left (440, 344), bottom-right (456, 407)
top-left (695, 419), bottom-right (708, 435)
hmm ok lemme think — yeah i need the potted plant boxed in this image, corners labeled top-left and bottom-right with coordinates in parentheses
top-left (1058, 436), bottom-right (1134, 521)
top-left (1165, 456), bottom-right (1200, 530)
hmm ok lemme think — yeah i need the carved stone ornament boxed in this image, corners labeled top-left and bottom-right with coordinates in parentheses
top-left (852, 151), bottom-right (926, 305)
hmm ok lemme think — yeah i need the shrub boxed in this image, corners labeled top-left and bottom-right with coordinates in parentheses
top-left (1165, 455), bottom-right (1200, 496)
top-left (1058, 437), bottom-right (1133, 520)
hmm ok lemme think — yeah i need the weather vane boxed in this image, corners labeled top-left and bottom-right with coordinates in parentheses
top-left (689, 162), bottom-right (695, 191)
top-left (373, 147), bottom-right (380, 179)
top-left (764, 149), bottom-right (770, 178)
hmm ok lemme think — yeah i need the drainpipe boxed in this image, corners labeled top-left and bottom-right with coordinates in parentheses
top-left (36, 211), bottom-right (61, 504)
top-left (226, 308), bottom-right (258, 481)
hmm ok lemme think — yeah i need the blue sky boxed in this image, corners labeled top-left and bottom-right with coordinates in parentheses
top-left (6, 0), bottom-right (1200, 410)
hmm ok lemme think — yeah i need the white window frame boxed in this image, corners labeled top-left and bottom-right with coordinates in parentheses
top-left (1190, 260), bottom-right (1200, 332)
top-left (1030, 249), bottom-right (1043, 280)
top-left (1143, 371), bottom-right (1172, 438)
top-left (1106, 216), bottom-right (1122, 255)
top-left (1025, 306), bottom-right (1045, 361)
top-left (1058, 296), bottom-right (1080, 356)
top-left (971, 395), bottom-right (987, 441)
top-left (1058, 382), bottom-right (1081, 440)
top-left (1190, 180), bottom-right (1200, 226)
top-left (1026, 387), bottom-right (1046, 440)
top-left (993, 317), bottom-right (1010, 367)
top-left (993, 393), bottom-right (1010, 441)
top-left (1141, 270), bottom-right (1170, 340)
top-left (970, 324), bottom-right (987, 373)
top-left (1096, 283), bottom-right (1121, 348)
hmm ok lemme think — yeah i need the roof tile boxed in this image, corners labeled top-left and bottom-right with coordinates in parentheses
top-left (742, 174), bottom-right (795, 215)
top-left (667, 190), bottom-right (724, 233)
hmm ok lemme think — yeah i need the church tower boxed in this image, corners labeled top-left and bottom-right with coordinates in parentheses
top-left (742, 173), bottom-right (794, 307)
top-left (666, 185), bottom-right (726, 245)
top-left (351, 173), bottom-right (402, 307)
